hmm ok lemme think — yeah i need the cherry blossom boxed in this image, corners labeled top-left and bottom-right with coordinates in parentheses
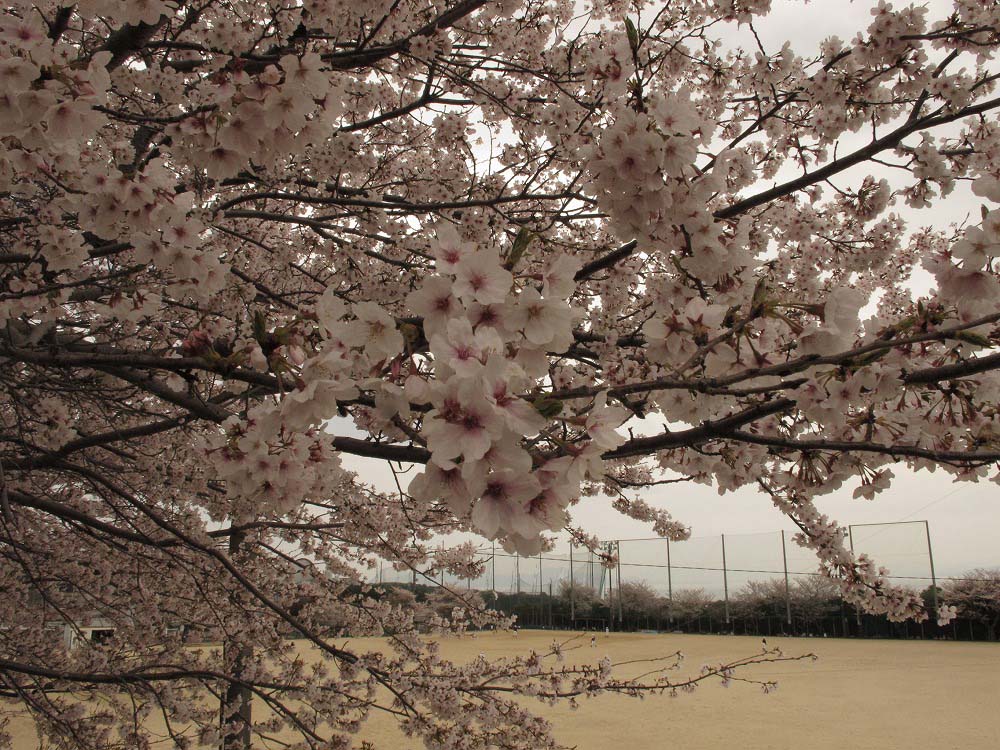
top-left (453, 250), bottom-right (515, 305)
top-left (3, 0), bottom-right (1000, 747)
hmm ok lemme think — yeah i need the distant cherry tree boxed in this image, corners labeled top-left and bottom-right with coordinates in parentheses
top-left (2, 0), bottom-right (999, 747)
top-left (942, 568), bottom-right (1000, 639)
top-left (733, 577), bottom-right (840, 627)
top-left (667, 588), bottom-right (716, 625)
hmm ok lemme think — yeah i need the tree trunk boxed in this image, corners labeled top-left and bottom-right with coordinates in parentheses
top-left (222, 529), bottom-right (253, 750)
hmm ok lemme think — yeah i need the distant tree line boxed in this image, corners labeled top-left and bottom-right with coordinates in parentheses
top-left (381, 568), bottom-right (999, 641)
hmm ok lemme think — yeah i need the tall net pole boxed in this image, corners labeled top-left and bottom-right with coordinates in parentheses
top-left (848, 525), bottom-right (860, 627)
top-left (721, 534), bottom-right (730, 625)
top-left (606, 543), bottom-right (614, 630)
top-left (781, 530), bottom-right (792, 626)
top-left (548, 581), bottom-right (553, 627)
top-left (925, 520), bottom-right (938, 614)
top-left (666, 539), bottom-right (673, 623)
top-left (616, 540), bottom-right (623, 625)
top-left (569, 543), bottom-right (575, 622)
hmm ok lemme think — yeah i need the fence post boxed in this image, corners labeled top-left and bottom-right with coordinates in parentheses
top-left (491, 541), bottom-right (496, 592)
top-left (569, 543), bottom-right (575, 622)
top-left (924, 521), bottom-right (938, 614)
top-left (516, 555), bottom-right (520, 594)
top-left (721, 534), bottom-right (730, 625)
top-left (781, 530), bottom-right (792, 626)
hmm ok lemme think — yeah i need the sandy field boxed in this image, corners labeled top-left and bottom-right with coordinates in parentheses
top-left (6, 631), bottom-right (1000, 749)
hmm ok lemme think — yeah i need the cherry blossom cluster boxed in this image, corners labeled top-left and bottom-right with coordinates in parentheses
top-left (204, 406), bottom-right (345, 520)
top-left (586, 95), bottom-right (722, 259)
top-left (405, 227), bottom-right (629, 554)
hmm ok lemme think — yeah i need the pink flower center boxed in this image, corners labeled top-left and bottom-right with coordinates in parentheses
top-left (476, 307), bottom-right (499, 326)
top-left (484, 480), bottom-right (507, 501)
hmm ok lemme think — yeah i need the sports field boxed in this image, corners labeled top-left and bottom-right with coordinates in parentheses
top-left (346, 631), bottom-right (1000, 750)
top-left (6, 631), bottom-right (999, 749)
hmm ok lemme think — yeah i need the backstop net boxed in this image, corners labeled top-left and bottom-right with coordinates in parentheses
top-left (366, 521), bottom-right (938, 635)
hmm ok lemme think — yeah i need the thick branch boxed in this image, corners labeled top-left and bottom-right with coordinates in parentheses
top-left (574, 240), bottom-right (639, 281)
top-left (602, 399), bottom-right (796, 460)
top-left (715, 95), bottom-right (1000, 220)
top-left (727, 431), bottom-right (1000, 464)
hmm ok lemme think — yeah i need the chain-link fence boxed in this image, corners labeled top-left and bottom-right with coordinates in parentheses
top-left (368, 521), bottom-right (997, 640)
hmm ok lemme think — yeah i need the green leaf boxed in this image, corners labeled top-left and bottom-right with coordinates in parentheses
top-left (624, 17), bottom-right (639, 55)
top-left (506, 227), bottom-right (534, 270)
top-left (750, 277), bottom-right (768, 311)
top-left (252, 310), bottom-right (267, 343)
top-left (953, 330), bottom-right (991, 347)
top-left (533, 397), bottom-right (563, 419)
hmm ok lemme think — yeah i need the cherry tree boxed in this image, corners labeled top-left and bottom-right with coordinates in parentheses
top-left (1, 0), bottom-right (999, 747)
top-left (942, 568), bottom-right (1000, 639)
top-left (665, 588), bottom-right (715, 624)
top-left (732, 577), bottom-right (840, 628)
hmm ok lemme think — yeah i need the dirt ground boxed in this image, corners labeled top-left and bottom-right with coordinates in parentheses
top-left (6, 631), bottom-right (1000, 749)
